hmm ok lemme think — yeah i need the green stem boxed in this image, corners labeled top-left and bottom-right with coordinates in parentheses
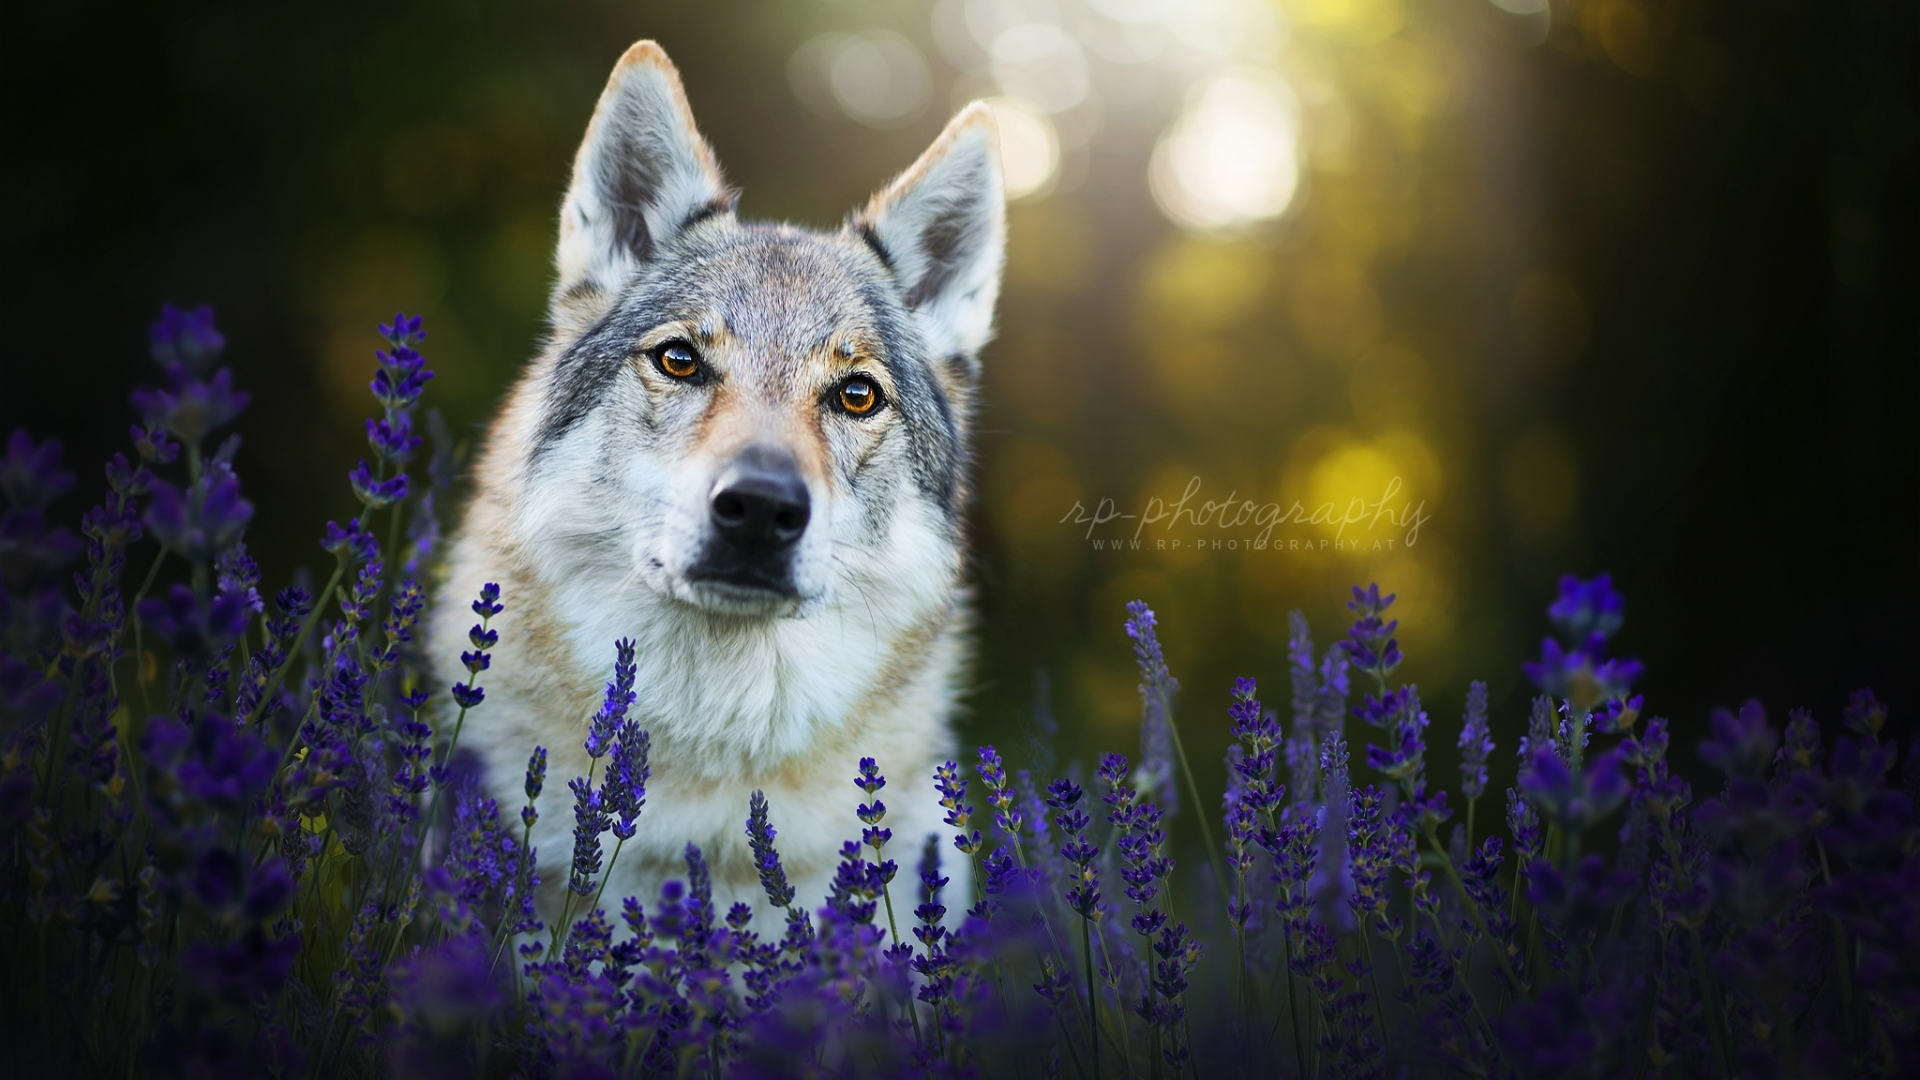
top-left (1814, 840), bottom-right (1861, 1068)
top-left (1422, 824), bottom-right (1526, 993)
top-left (1689, 926), bottom-right (1733, 1080)
top-left (1155, 685), bottom-right (1230, 901)
top-left (1280, 921), bottom-right (1307, 1080)
top-left (585, 836), bottom-right (626, 922)
top-left (1082, 915), bottom-right (1100, 1080)
top-left (1233, 870), bottom-right (1250, 1060)
top-left (1095, 925), bottom-right (1137, 1080)
top-left (1358, 929), bottom-right (1391, 1059)
top-left (129, 548), bottom-right (167, 714)
top-left (878, 860), bottom-right (924, 1049)
top-left (1424, 903), bottom-right (1502, 1056)
top-left (246, 554), bottom-right (349, 728)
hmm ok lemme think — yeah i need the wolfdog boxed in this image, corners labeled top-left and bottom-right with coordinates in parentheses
top-left (426, 41), bottom-right (1003, 922)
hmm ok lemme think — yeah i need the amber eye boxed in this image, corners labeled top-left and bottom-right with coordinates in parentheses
top-left (655, 341), bottom-right (701, 380)
top-left (837, 375), bottom-right (883, 416)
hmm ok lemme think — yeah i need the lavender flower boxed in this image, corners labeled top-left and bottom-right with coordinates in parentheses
top-left (522, 745), bottom-right (548, 829)
top-left (584, 637), bottom-right (636, 759)
top-left (1839, 687), bottom-right (1887, 742)
top-left (1309, 733), bottom-right (1356, 934)
top-left (746, 790), bottom-right (796, 909)
top-left (143, 466), bottom-right (253, 565)
top-left (1697, 700), bottom-right (1779, 781)
top-left (148, 303), bottom-right (226, 368)
top-left (1519, 745), bottom-right (1630, 833)
top-left (605, 722), bottom-right (649, 840)
top-left (347, 314), bottom-right (434, 512)
top-left (1045, 778), bottom-right (1100, 918)
top-left (935, 759), bottom-right (984, 858)
top-left (1227, 676), bottom-right (1284, 817)
top-left (12, 309), bottom-right (1919, 1080)
top-left (1337, 583), bottom-right (1401, 680)
top-left (976, 745), bottom-right (1023, 853)
top-left (449, 583), bottom-right (501, 710)
top-left (1523, 574), bottom-right (1644, 715)
top-left (1458, 680), bottom-right (1493, 801)
top-left (566, 775), bottom-right (610, 897)
top-left (1547, 572), bottom-right (1625, 642)
top-left (131, 356), bottom-right (250, 447)
top-left (1125, 600), bottom-right (1180, 814)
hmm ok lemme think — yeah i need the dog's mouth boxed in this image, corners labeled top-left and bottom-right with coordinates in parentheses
top-left (679, 560), bottom-right (804, 615)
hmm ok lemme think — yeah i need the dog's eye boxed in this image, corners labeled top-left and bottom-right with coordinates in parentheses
top-left (654, 341), bottom-right (702, 380)
top-left (837, 376), bottom-right (883, 416)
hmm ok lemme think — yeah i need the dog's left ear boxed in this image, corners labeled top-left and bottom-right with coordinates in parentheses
top-left (553, 41), bottom-right (734, 339)
top-left (853, 104), bottom-right (1007, 375)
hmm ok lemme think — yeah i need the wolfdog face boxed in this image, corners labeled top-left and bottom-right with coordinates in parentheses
top-left (524, 43), bottom-right (1004, 634)
top-left (431, 38), bottom-right (1003, 879)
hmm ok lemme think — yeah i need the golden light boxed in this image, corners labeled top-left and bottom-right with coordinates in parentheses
top-left (789, 31), bottom-right (932, 129)
top-left (983, 97), bottom-right (1061, 200)
top-left (989, 23), bottom-right (1090, 114)
top-left (1149, 70), bottom-right (1302, 233)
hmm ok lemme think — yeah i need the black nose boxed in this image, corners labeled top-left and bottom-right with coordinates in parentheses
top-left (709, 445), bottom-right (810, 552)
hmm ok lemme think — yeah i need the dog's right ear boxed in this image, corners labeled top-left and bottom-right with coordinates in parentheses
top-left (551, 41), bottom-right (733, 340)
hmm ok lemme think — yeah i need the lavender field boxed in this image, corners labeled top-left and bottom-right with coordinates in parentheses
top-left (1, 306), bottom-right (1913, 1078)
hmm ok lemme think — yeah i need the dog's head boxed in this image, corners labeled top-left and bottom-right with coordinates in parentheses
top-left (520, 42), bottom-right (1004, 620)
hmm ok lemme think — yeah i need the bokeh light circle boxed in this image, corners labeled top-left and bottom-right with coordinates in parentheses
top-left (790, 31), bottom-right (932, 129)
top-left (1149, 70), bottom-right (1301, 232)
top-left (982, 97), bottom-right (1060, 200)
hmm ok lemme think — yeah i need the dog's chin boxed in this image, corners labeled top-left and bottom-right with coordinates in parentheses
top-left (675, 572), bottom-right (805, 618)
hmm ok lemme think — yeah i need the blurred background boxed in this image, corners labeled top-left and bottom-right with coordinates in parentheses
top-left (3, 0), bottom-right (1915, 830)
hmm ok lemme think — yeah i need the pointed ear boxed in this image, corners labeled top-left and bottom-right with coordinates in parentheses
top-left (853, 103), bottom-right (1007, 370)
top-left (552, 41), bottom-right (733, 337)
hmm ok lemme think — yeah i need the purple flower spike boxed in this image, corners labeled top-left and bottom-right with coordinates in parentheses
top-left (149, 303), bottom-right (226, 372)
top-left (1123, 600), bottom-right (1174, 693)
top-left (1840, 688), bottom-right (1887, 741)
top-left (746, 790), bottom-right (796, 908)
top-left (522, 746), bottom-right (548, 829)
top-left (472, 582), bottom-right (503, 619)
top-left (567, 776), bottom-right (611, 896)
top-left (1524, 573), bottom-right (1642, 714)
top-left (584, 638), bottom-right (637, 759)
top-left (1698, 700), bottom-right (1778, 781)
top-left (1458, 680), bottom-right (1494, 801)
top-left (1339, 582), bottom-right (1402, 680)
top-left (139, 583), bottom-right (251, 658)
top-left (1547, 573), bottom-right (1625, 643)
top-left (321, 517), bottom-right (379, 565)
top-left (1, 429), bottom-right (76, 509)
top-left (131, 367), bottom-right (250, 447)
top-left (605, 723), bottom-right (649, 841)
top-left (144, 472), bottom-right (253, 563)
top-left (1519, 745), bottom-right (1630, 831)
top-left (1309, 733), bottom-right (1356, 934)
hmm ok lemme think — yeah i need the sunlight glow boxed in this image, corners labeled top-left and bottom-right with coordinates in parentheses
top-left (1149, 71), bottom-right (1301, 232)
top-left (984, 97), bottom-right (1061, 200)
top-left (790, 31), bottom-right (932, 129)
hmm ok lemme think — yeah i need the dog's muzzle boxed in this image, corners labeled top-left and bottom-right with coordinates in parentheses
top-left (687, 444), bottom-right (809, 596)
